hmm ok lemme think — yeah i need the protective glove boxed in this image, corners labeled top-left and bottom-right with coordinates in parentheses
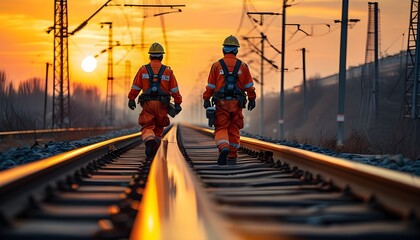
top-left (203, 99), bottom-right (211, 109)
top-left (128, 99), bottom-right (136, 110)
top-left (175, 104), bottom-right (182, 114)
top-left (247, 99), bottom-right (256, 111)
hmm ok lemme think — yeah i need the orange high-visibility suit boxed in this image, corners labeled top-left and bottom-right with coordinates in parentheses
top-left (203, 53), bottom-right (256, 158)
top-left (128, 59), bottom-right (182, 143)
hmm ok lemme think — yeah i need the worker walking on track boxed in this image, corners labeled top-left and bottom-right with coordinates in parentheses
top-left (128, 42), bottom-right (182, 161)
top-left (203, 35), bottom-right (256, 165)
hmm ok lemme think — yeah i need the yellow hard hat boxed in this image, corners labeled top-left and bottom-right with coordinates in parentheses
top-left (223, 35), bottom-right (240, 47)
top-left (148, 42), bottom-right (165, 54)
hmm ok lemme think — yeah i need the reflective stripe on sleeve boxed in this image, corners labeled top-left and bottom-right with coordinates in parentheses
top-left (170, 87), bottom-right (179, 93)
top-left (131, 85), bottom-right (141, 91)
top-left (207, 83), bottom-right (216, 89)
top-left (244, 82), bottom-right (254, 89)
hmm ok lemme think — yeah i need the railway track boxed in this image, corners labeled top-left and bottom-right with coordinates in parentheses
top-left (0, 124), bottom-right (419, 239)
top-left (0, 131), bottom-right (146, 239)
top-left (178, 124), bottom-right (420, 239)
top-left (0, 127), bottom-right (119, 152)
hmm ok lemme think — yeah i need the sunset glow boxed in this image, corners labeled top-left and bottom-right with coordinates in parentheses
top-left (0, 0), bottom-right (411, 108)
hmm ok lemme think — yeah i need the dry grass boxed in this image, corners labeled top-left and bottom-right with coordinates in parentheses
top-left (292, 129), bottom-right (374, 155)
top-left (0, 129), bottom-right (112, 152)
top-left (332, 130), bottom-right (373, 154)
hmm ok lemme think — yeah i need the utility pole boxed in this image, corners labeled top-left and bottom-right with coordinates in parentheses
top-left (365, 2), bottom-right (379, 121)
top-left (336, 0), bottom-right (360, 145)
top-left (362, 2), bottom-right (380, 125)
top-left (44, 62), bottom-right (51, 129)
top-left (301, 48), bottom-right (307, 121)
top-left (372, 2), bottom-right (379, 119)
top-left (125, 60), bottom-right (131, 121)
top-left (52, 0), bottom-right (70, 128)
top-left (279, 0), bottom-right (289, 139)
top-left (260, 32), bottom-right (265, 136)
top-left (337, 0), bottom-right (349, 146)
top-left (405, 0), bottom-right (420, 119)
top-left (242, 34), bottom-right (279, 135)
top-left (48, 0), bottom-right (112, 128)
top-left (101, 22), bottom-right (114, 126)
top-left (247, 11), bottom-right (279, 136)
top-left (48, 0), bottom-right (184, 128)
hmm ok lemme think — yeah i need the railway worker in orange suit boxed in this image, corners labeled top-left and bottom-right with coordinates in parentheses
top-left (203, 35), bottom-right (256, 165)
top-left (128, 42), bottom-right (182, 160)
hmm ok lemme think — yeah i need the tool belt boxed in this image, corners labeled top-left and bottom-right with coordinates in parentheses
top-left (213, 92), bottom-right (247, 108)
top-left (138, 94), bottom-right (170, 104)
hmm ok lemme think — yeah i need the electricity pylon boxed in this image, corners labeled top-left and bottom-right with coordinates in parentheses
top-left (52, 0), bottom-right (71, 128)
top-left (405, 0), bottom-right (420, 119)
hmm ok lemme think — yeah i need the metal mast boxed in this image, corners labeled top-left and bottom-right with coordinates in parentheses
top-left (279, 0), bottom-right (288, 139)
top-left (337, 0), bottom-right (349, 146)
top-left (336, 0), bottom-right (360, 145)
top-left (101, 22), bottom-right (114, 125)
top-left (405, 0), bottom-right (420, 119)
top-left (246, 11), bottom-right (279, 136)
top-left (364, 2), bottom-right (380, 64)
top-left (361, 2), bottom-right (380, 124)
top-left (48, 1), bottom-right (185, 128)
top-left (260, 31), bottom-right (265, 136)
top-left (301, 48), bottom-right (307, 121)
top-left (124, 60), bottom-right (131, 120)
top-left (52, 0), bottom-right (71, 128)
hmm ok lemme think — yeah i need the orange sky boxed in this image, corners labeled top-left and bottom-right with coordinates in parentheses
top-left (0, 0), bottom-right (411, 110)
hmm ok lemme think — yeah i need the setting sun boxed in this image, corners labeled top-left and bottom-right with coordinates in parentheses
top-left (81, 56), bottom-right (97, 73)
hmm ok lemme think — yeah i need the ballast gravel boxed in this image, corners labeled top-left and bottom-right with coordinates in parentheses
top-left (0, 128), bottom-right (139, 171)
top-left (240, 131), bottom-right (420, 177)
top-left (0, 127), bottom-right (419, 177)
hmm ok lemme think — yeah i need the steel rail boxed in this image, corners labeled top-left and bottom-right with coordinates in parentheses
top-left (184, 123), bottom-right (420, 220)
top-left (0, 132), bottom-right (141, 187)
top-left (1, 123), bottom-right (418, 239)
top-left (0, 132), bottom-right (141, 221)
top-left (130, 124), bottom-right (237, 240)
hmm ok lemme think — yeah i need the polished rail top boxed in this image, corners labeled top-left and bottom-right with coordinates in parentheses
top-left (130, 124), bottom-right (237, 240)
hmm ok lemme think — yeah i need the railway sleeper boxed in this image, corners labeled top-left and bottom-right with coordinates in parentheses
top-left (177, 125), bottom-right (420, 240)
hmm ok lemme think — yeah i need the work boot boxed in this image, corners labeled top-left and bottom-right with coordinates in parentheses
top-left (145, 140), bottom-right (156, 161)
top-left (227, 157), bottom-right (237, 165)
top-left (217, 148), bottom-right (229, 165)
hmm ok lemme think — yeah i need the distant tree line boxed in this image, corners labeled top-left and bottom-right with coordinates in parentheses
top-left (0, 70), bottom-right (123, 131)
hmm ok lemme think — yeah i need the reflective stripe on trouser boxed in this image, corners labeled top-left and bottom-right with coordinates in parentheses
top-left (229, 142), bottom-right (240, 158)
top-left (138, 101), bottom-right (170, 142)
top-left (214, 100), bottom-right (244, 158)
